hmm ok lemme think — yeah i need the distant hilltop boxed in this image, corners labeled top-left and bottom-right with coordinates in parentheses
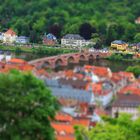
top-left (0, 0), bottom-right (139, 45)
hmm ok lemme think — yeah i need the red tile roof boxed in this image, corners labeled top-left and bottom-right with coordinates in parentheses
top-left (111, 72), bottom-right (123, 83)
top-left (55, 113), bottom-right (73, 122)
top-left (51, 123), bottom-right (74, 134)
top-left (71, 118), bottom-right (90, 126)
top-left (56, 135), bottom-right (75, 140)
top-left (5, 29), bottom-right (16, 36)
top-left (84, 65), bottom-right (111, 78)
top-left (8, 58), bottom-right (27, 64)
top-left (119, 81), bottom-right (140, 95)
top-left (118, 71), bottom-right (135, 80)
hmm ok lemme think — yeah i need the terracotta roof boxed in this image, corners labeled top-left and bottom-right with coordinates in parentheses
top-left (92, 83), bottom-right (102, 93)
top-left (51, 123), bottom-right (74, 134)
top-left (20, 64), bottom-right (34, 71)
top-left (71, 118), bottom-right (90, 126)
top-left (55, 113), bottom-right (73, 122)
top-left (92, 66), bottom-right (111, 77)
top-left (84, 65), bottom-right (111, 78)
top-left (118, 71), bottom-right (134, 78)
top-left (8, 58), bottom-right (26, 64)
top-left (35, 69), bottom-right (48, 77)
top-left (5, 29), bottom-right (16, 36)
top-left (111, 72), bottom-right (123, 83)
top-left (56, 135), bottom-right (75, 140)
top-left (119, 81), bottom-right (140, 95)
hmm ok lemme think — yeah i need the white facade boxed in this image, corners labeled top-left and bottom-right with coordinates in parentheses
top-left (61, 34), bottom-right (94, 47)
top-left (61, 38), bottom-right (94, 47)
top-left (3, 31), bottom-right (17, 44)
top-left (112, 107), bottom-right (139, 120)
top-left (94, 91), bottom-right (113, 107)
top-left (16, 36), bottom-right (29, 44)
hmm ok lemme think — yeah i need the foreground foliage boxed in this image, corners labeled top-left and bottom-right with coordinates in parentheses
top-left (75, 114), bottom-right (140, 140)
top-left (126, 65), bottom-right (140, 77)
top-left (0, 70), bottom-right (59, 140)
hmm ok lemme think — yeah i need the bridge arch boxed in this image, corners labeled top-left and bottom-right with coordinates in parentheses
top-left (55, 58), bottom-right (63, 67)
top-left (67, 56), bottom-right (75, 63)
top-left (96, 55), bottom-right (100, 59)
top-left (88, 54), bottom-right (94, 60)
top-left (42, 61), bottom-right (50, 68)
top-left (79, 54), bottom-right (86, 61)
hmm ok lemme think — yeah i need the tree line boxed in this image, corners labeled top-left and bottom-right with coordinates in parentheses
top-left (0, 0), bottom-right (140, 46)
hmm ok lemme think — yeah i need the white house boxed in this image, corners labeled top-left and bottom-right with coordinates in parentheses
top-left (3, 29), bottom-right (17, 44)
top-left (16, 36), bottom-right (29, 44)
top-left (112, 94), bottom-right (140, 119)
top-left (61, 34), bottom-right (94, 48)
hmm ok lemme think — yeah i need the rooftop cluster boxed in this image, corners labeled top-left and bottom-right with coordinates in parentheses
top-left (0, 58), bottom-right (139, 140)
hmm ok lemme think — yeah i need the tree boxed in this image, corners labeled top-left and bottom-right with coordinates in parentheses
top-left (126, 65), bottom-right (140, 77)
top-left (48, 23), bottom-right (62, 38)
top-left (91, 33), bottom-right (103, 49)
top-left (0, 70), bottom-right (59, 140)
top-left (134, 33), bottom-right (140, 42)
top-left (75, 114), bottom-right (140, 140)
top-left (106, 23), bottom-right (120, 45)
top-left (79, 23), bottom-right (93, 40)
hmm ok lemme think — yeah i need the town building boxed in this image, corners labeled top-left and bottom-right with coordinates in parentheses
top-left (112, 94), bottom-right (140, 119)
top-left (86, 81), bottom-right (114, 106)
top-left (42, 33), bottom-right (57, 45)
top-left (119, 80), bottom-right (140, 95)
top-left (111, 40), bottom-right (128, 51)
top-left (61, 34), bottom-right (94, 48)
top-left (16, 36), bottom-right (29, 44)
top-left (118, 71), bottom-right (135, 83)
top-left (3, 29), bottom-right (17, 44)
top-left (84, 65), bottom-right (112, 82)
top-left (45, 78), bottom-right (94, 104)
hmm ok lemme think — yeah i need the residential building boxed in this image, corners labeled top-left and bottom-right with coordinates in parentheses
top-left (61, 34), bottom-right (94, 48)
top-left (16, 36), bottom-right (29, 44)
top-left (111, 40), bottom-right (128, 51)
top-left (86, 81), bottom-right (114, 107)
top-left (111, 72), bottom-right (127, 92)
top-left (42, 33), bottom-right (57, 45)
top-left (111, 94), bottom-right (140, 119)
top-left (119, 80), bottom-right (140, 95)
top-left (118, 71), bottom-right (135, 82)
top-left (3, 29), bottom-right (17, 44)
top-left (45, 78), bottom-right (94, 103)
top-left (84, 65), bottom-right (112, 82)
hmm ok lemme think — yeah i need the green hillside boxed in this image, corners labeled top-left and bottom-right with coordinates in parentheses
top-left (0, 0), bottom-right (140, 44)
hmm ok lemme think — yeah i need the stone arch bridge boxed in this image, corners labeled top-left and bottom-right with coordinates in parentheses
top-left (29, 52), bottom-right (111, 69)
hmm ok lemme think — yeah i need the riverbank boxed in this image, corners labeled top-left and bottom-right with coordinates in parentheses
top-left (0, 45), bottom-right (33, 53)
top-left (0, 45), bottom-right (78, 55)
top-left (106, 53), bottom-right (140, 63)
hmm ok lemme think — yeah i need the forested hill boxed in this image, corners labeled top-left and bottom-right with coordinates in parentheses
top-left (0, 0), bottom-right (140, 44)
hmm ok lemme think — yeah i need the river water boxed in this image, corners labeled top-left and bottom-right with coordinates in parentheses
top-left (3, 51), bottom-right (139, 72)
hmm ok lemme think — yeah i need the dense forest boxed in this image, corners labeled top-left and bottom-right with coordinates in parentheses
top-left (0, 0), bottom-right (140, 44)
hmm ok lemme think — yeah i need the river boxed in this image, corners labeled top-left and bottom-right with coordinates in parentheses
top-left (2, 51), bottom-right (139, 72)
